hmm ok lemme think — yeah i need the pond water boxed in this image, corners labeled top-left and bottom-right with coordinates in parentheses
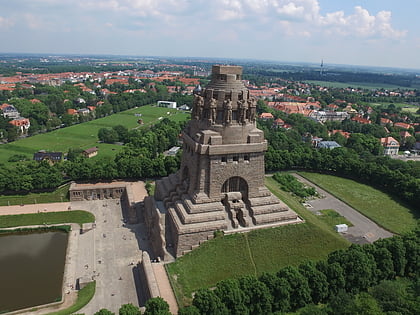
top-left (0, 230), bottom-right (68, 313)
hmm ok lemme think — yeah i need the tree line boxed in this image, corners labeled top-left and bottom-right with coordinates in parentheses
top-left (178, 228), bottom-right (419, 314)
top-left (0, 118), bottom-right (184, 194)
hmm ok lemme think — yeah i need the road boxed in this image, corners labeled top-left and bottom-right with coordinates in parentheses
top-left (292, 173), bottom-right (393, 243)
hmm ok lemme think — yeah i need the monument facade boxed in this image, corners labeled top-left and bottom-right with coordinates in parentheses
top-left (144, 65), bottom-right (301, 259)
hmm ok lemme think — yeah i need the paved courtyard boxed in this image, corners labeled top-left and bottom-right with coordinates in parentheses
top-left (73, 198), bottom-right (147, 314)
top-left (0, 181), bottom-right (177, 315)
top-left (293, 174), bottom-right (393, 243)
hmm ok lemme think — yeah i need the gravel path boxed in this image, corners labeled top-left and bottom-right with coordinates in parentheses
top-left (292, 173), bottom-right (393, 243)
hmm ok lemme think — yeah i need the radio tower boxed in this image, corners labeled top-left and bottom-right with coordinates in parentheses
top-left (320, 59), bottom-right (324, 76)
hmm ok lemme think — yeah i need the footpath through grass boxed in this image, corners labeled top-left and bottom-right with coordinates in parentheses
top-left (299, 172), bottom-right (418, 234)
top-left (46, 281), bottom-right (96, 315)
top-left (0, 184), bottom-right (70, 206)
top-left (0, 210), bottom-right (95, 228)
top-left (166, 176), bottom-right (349, 306)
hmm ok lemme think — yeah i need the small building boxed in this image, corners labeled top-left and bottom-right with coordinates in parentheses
top-left (380, 136), bottom-right (400, 156)
top-left (335, 224), bottom-right (348, 233)
top-left (157, 101), bottom-right (177, 109)
top-left (83, 147), bottom-right (98, 158)
top-left (317, 141), bottom-right (341, 150)
top-left (259, 112), bottom-right (274, 120)
top-left (33, 151), bottom-right (63, 163)
top-left (9, 118), bottom-right (31, 134)
top-left (166, 146), bottom-right (180, 156)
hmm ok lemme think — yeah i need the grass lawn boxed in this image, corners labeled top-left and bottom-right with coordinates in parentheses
top-left (0, 184), bottom-right (70, 206)
top-left (46, 281), bottom-right (96, 315)
top-left (166, 176), bottom-right (349, 306)
top-left (299, 172), bottom-right (418, 234)
top-left (0, 210), bottom-right (95, 228)
top-left (0, 105), bottom-right (189, 164)
top-left (316, 209), bottom-right (353, 231)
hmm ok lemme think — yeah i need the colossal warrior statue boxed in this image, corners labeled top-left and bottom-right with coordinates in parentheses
top-left (144, 65), bottom-right (301, 259)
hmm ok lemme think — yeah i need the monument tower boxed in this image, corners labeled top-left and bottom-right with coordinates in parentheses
top-left (144, 65), bottom-right (301, 258)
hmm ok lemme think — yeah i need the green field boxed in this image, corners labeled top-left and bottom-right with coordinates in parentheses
top-left (0, 210), bottom-right (95, 228)
top-left (166, 176), bottom-right (349, 306)
top-left (0, 105), bottom-right (189, 164)
top-left (369, 102), bottom-right (419, 115)
top-left (299, 172), bottom-right (418, 234)
top-left (0, 184), bottom-right (70, 206)
top-left (305, 80), bottom-right (410, 90)
top-left (316, 209), bottom-right (353, 231)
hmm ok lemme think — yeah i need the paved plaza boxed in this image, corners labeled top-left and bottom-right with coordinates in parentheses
top-left (1, 181), bottom-right (177, 315)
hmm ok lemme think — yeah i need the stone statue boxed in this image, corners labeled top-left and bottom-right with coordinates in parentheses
top-left (209, 98), bottom-right (217, 122)
top-left (224, 100), bottom-right (232, 124)
top-left (193, 95), bottom-right (204, 120)
top-left (238, 99), bottom-right (246, 124)
top-left (248, 97), bottom-right (256, 122)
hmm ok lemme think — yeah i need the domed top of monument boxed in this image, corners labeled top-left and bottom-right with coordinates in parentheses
top-left (206, 65), bottom-right (245, 91)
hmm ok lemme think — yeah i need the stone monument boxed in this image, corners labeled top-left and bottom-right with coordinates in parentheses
top-left (144, 65), bottom-right (301, 259)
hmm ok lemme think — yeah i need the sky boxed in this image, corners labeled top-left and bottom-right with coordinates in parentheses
top-left (1, 0), bottom-right (419, 70)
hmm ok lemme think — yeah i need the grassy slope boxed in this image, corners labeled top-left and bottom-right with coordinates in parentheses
top-left (0, 184), bottom-right (70, 206)
top-left (46, 281), bottom-right (96, 315)
top-left (166, 176), bottom-right (349, 305)
top-left (299, 172), bottom-right (418, 234)
top-left (0, 105), bottom-right (189, 164)
top-left (0, 210), bottom-right (95, 228)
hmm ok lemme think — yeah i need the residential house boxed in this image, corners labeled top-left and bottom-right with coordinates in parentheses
top-left (380, 118), bottom-right (393, 126)
top-left (83, 147), bottom-right (98, 158)
top-left (394, 122), bottom-right (412, 130)
top-left (9, 118), bottom-right (30, 134)
top-left (317, 141), bottom-right (341, 149)
top-left (259, 112), bottom-right (274, 120)
top-left (351, 116), bottom-right (371, 124)
top-left (380, 137), bottom-right (400, 156)
top-left (33, 151), bottom-right (63, 163)
top-left (1, 103), bottom-right (20, 119)
top-left (273, 118), bottom-right (285, 128)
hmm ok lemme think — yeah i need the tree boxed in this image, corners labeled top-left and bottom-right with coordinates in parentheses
top-left (177, 306), bottom-right (200, 315)
top-left (316, 261), bottom-right (345, 298)
top-left (277, 266), bottom-right (311, 309)
top-left (299, 261), bottom-right (329, 304)
top-left (94, 309), bottom-right (115, 315)
top-left (259, 272), bottom-right (291, 312)
top-left (119, 303), bottom-right (141, 315)
top-left (98, 127), bottom-right (119, 143)
top-left (193, 288), bottom-right (228, 315)
top-left (238, 276), bottom-right (272, 315)
top-left (327, 245), bottom-right (376, 293)
top-left (144, 297), bottom-right (171, 315)
top-left (214, 279), bottom-right (248, 315)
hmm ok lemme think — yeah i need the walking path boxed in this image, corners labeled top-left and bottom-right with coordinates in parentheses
top-left (292, 173), bottom-right (393, 243)
top-left (152, 263), bottom-right (178, 315)
top-left (0, 202), bottom-right (71, 216)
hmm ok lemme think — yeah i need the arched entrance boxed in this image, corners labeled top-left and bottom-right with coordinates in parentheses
top-left (221, 177), bottom-right (250, 228)
top-left (221, 176), bottom-right (248, 198)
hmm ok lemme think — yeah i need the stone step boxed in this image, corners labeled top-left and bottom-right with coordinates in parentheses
top-left (168, 207), bottom-right (228, 234)
top-left (251, 203), bottom-right (289, 215)
top-left (182, 196), bottom-right (224, 214)
top-left (253, 210), bottom-right (299, 225)
top-left (173, 200), bottom-right (225, 224)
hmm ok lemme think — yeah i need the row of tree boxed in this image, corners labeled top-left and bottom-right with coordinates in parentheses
top-left (178, 228), bottom-right (419, 314)
top-left (0, 118), bottom-right (183, 194)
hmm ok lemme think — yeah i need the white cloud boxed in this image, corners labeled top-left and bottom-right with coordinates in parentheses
top-left (0, 16), bottom-right (14, 29)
